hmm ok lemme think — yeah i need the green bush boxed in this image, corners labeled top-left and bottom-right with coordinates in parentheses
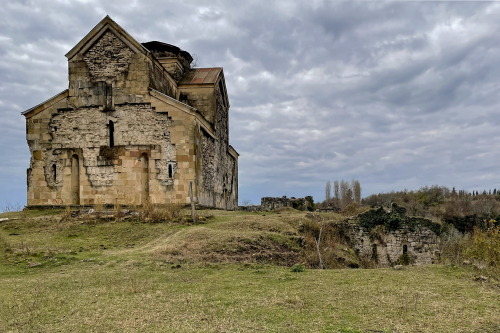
top-left (441, 221), bottom-right (499, 280)
top-left (396, 253), bottom-right (411, 265)
top-left (358, 207), bottom-right (387, 229)
top-left (290, 264), bottom-right (305, 272)
top-left (465, 222), bottom-right (500, 278)
top-left (358, 203), bottom-right (442, 234)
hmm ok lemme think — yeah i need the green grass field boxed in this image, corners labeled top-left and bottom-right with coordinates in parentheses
top-left (0, 208), bottom-right (498, 332)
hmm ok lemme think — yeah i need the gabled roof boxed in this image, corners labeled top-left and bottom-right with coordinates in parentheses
top-left (149, 88), bottom-right (215, 138)
top-left (66, 15), bottom-right (148, 60)
top-left (228, 145), bottom-right (239, 159)
top-left (22, 90), bottom-right (69, 119)
top-left (179, 68), bottom-right (223, 85)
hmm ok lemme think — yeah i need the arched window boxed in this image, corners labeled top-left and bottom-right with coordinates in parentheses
top-left (108, 120), bottom-right (115, 148)
top-left (403, 244), bottom-right (408, 255)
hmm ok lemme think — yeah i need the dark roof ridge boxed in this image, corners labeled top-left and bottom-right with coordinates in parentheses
top-left (141, 41), bottom-right (193, 63)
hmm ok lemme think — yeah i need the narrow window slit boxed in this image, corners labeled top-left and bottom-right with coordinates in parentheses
top-left (52, 164), bottom-right (57, 182)
top-left (168, 164), bottom-right (173, 178)
top-left (108, 120), bottom-right (115, 148)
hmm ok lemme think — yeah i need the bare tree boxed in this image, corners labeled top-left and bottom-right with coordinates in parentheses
top-left (352, 180), bottom-right (361, 204)
top-left (340, 180), bottom-right (352, 208)
top-left (315, 221), bottom-right (325, 269)
top-left (333, 180), bottom-right (340, 208)
top-left (325, 180), bottom-right (331, 205)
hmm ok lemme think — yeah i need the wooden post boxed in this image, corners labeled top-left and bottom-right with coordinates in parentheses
top-left (189, 181), bottom-right (197, 223)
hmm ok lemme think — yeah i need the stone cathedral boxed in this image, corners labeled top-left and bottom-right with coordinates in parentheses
top-left (22, 16), bottom-right (238, 209)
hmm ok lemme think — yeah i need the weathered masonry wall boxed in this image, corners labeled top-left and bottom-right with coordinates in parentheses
top-left (26, 102), bottom-right (183, 206)
top-left (189, 73), bottom-right (237, 210)
top-left (261, 197), bottom-right (293, 211)
top-left (196, 129), bottom-right (238, 210)
top-left (261, 196), bottom-right (312, 211)
top-left (82, 30), bottom-right (134, 82)
top-left (349, 225), bottom-right (441, 266)
top-left (69, 30), bottom-right (158, 109)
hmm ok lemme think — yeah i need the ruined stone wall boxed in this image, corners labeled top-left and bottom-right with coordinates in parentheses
top-left (261, 196), bottom-right (311, 211)
top-left (349, 225), bottom-right (441, 266)
top-left (238, 205), bottom-right (262, 212)
top-left (261, 197), bottom-right (293, 211)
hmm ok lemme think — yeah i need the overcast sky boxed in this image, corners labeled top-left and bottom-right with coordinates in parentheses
top-left (1, 0), bottom-right (500, 208)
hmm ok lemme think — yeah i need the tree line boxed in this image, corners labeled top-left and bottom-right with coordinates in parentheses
top-left (320, 182), bottom-right (500, 229)
top-left (363, 185), bottom-right (500, 232)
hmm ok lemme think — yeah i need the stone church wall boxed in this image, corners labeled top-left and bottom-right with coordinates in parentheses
top-left (24, 17), bottom-right (238, 209)
top-left (26, 101), bottom-right (182, 206)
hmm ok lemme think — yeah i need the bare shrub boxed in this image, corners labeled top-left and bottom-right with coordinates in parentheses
top-left (440, 226), bottom-right (468, 266)
top-left (0, 233), bottom-right (11, 254)
top-left (113, 203), bottom-right (124, 221)
top-left (341, 202), bottom-right (362, 217)
top-left (1, 202), bottom-right (23, 213)
top-left (137, 202), bottom-right (183, 222)
top-left (465, 222), bottom-right (500, 279)
top-left (299, 217), bottom-right (359, 269)
top-left (441, 221), bottom-right (499, 280)
top-left (93, 201), bottom-right (105, 220)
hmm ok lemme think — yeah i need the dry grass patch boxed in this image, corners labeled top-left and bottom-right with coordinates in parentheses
top-left (136, 202), bottom-right (184, 222)
top-left (152, 209), bottom-right (312, 265)
top-left (0, 208), bottom-right (499, 332)
top-left (0, 263), bottom-right (498, 333)
top-left (154, 226), bottom-right (301, 265)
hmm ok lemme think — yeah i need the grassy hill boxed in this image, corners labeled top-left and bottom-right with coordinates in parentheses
top-left (0, 208), bottom-right (499, 332)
